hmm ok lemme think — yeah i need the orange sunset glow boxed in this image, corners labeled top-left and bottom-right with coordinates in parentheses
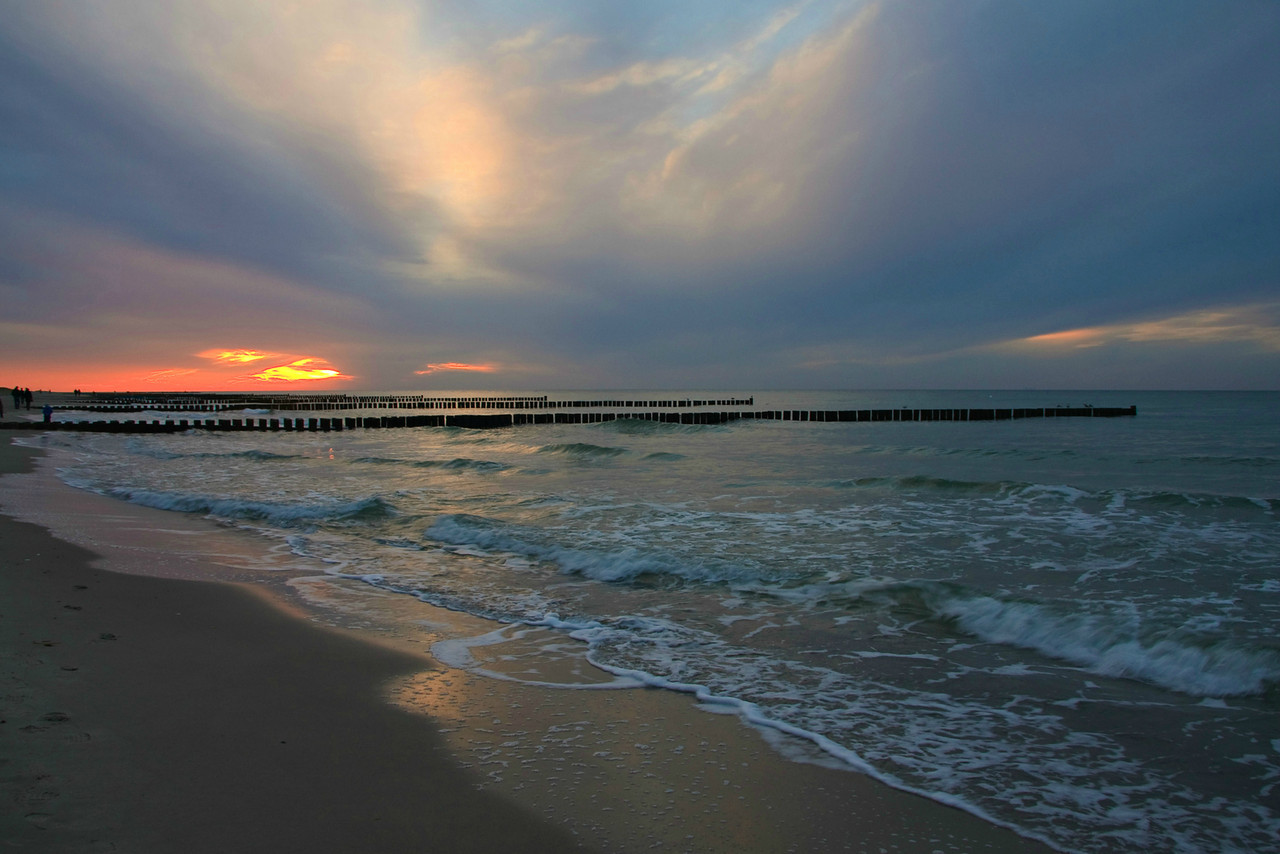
top-left (414, 362), bottom-right (498, 375)
top-left (199, 349), bottom-right (279, 365)
top-left (1000, 304), bottom-right (1280, 356)
top-left (3, 351), bottom-right (355, 392)
top-left (1017, 328), bottom-right (1107, 348)
top-left (249, 358), bottom-right (350, 383)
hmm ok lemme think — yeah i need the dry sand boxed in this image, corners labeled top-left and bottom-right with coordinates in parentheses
top-left (0, 436), bottom-right (1052, 852)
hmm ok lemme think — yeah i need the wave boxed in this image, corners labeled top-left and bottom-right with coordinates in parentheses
top-left (124, 442), bottom-right (304, 463)
top-left (899, 475), bottom-right (1011, 493)
top-left (424, 513), bottom-right (739, 584)
top-left (760, 578), bottom-right (1280, 697)
top-left (825, 475), bottom-right (1037, 497)
top-left (434, 457), bottom-right (509, 472)
top-left (223, 449), bottom-right (300, 461)
top-left (537, 442), bottom-right (628, 458)
top-left (1134, 454), bottom-right (1280, 468)
top-left (1121, 491), bottom-right (1279, 512)
top-left (103, 486), bottom-right (399, 527)
top-left (920, 584), bottom-right (1280, 697)
top-left (597, 418), bottom-right (711, 435)
top-left (822, 475), bottom-right (1278, 513)
top-left (353, 455), bottom-right (508, 472)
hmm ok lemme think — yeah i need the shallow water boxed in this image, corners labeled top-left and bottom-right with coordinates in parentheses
top-left (29, 390), bottom-right (1280, 852)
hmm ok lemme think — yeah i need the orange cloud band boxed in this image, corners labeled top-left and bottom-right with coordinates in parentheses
top-left (1006, 304), bottom-right (1280, 353)
top-left (142, 368), bottom-right (200, 383)
top-left (197, 348), bottom-right (280, 365)
top-left (414, 362), bottom-right (497, 374)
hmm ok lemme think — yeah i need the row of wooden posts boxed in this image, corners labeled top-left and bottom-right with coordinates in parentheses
top-left (58, 395), bottom-right (757, 413)
top-left (3, 406), bottom-right (1136, 434)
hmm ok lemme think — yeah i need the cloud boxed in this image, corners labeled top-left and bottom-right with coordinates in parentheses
top-left (0, 6), bottom-right (414, 299)
top-left (625, 4), bottom-right (880, 240)
top-left (758, 299), bottom-right (1280, 391)
top-left (198, 349), bottom-right (280, 365)
top-left (196, 349), bottom-right (353, 383)
top-left (248, 358), bottom-right (351, 383)
top-left (2, 1), bottom-right (1278, 390)
top-left (142, 368), bottom-right (200, 384)
top-left (1001, 303), bottom-right (1280, 354)
top-left (0, 208), bottom-right (375, 354)
top-left (414, 362), bottom-right (499, 375)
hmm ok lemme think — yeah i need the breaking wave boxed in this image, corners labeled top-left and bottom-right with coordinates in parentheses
top-left (537, 442), bottom-right (628, 458)
top-left (354, 455), bottom-right (508, 472)
top-left (921, 584), bottom-right (1280, 697)
top-left (124, 443), bottom-right (304, 462)
top-left (103, 487), bottom-right (399, 527)
top-left (823, 475), bottom-right (1278, 515)
top-left (423, 513), bottom-right (739, 584)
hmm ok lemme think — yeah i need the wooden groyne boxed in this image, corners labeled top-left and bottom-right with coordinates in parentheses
top-left (51, 393), bottom-right (756, 414)
top-left (2, 405), bottom-right (1137, 434)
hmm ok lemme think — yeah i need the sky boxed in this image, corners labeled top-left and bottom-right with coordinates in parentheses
top-left (1, 0), bottom-right (1278, 392)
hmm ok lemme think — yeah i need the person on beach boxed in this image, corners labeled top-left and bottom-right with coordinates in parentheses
top-left (24, 388), bottom-right (33, 410)
top-left (10, 387), bottom-right (18, 409)
top-left (42, 403), bottom-right (52, 423)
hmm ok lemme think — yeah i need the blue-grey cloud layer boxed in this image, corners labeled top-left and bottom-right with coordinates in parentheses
top-left (1, 0), bottom-right (1277, 389)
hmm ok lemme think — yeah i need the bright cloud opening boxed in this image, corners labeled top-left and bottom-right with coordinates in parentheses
top-left (250, 358), bottom-right (351, 383)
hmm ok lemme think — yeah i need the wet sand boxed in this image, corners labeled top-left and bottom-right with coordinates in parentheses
top-left (0, 437), bottom-right (1052, 852)
top-left (0, 441), bottom-right (596, 853)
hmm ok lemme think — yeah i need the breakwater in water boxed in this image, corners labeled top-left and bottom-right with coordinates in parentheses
top-left (4, 403), bottom-right (1136, 433)
top-left (48, 393), bottom-right (756, 413)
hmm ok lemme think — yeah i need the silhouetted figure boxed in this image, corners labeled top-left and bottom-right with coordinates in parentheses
top-left (42, 404), bottom-right (52, 423)
top-left (23, 388), bottom-right (32, 410)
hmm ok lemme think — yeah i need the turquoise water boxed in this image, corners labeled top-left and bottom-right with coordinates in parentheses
top-left (36, 390), bottom-right (1280, 852)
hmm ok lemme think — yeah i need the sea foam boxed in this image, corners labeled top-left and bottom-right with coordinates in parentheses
top-left (929, 588), bottom-right (1280, 697)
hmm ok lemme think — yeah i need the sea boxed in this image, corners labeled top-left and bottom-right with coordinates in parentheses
top-left (22, 389), bottom-right (1280, 852)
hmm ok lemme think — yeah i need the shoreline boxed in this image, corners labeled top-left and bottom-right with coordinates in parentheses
top-left (0, 441), bottom-right (594, 853)
top-left (0, 436), bottom-right (1053, 852)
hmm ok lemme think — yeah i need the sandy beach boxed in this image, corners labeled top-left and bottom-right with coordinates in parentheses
top-left (0, 435), bottom-right (1051, 852)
